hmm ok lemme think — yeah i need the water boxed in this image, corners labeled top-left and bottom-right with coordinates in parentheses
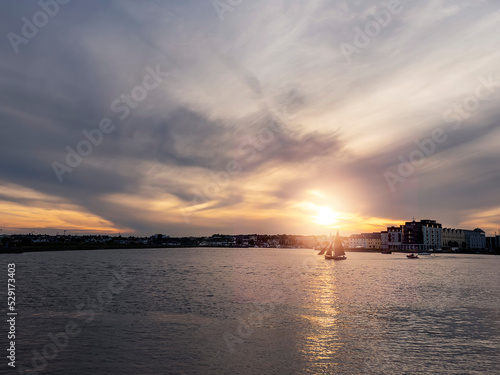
top-left (1, 249), bottom-right (500, 374)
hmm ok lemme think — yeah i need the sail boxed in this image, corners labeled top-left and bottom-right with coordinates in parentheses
top-left (333, 230), bottom-right (345, 256)
top-left (317, 247), bottom-right (327, 255)
top-left (325, 242), bottom-right (333, 256)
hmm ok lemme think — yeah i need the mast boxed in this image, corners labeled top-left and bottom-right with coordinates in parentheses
top-left (333, 230), bottom-right (345, 256)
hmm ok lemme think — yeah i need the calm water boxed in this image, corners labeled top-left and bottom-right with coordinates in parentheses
top-left (1, 249), bottom-right (500, 374)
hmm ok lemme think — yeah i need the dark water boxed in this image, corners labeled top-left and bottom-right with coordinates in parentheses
top-left (1, 249), bottom-right (499, 374)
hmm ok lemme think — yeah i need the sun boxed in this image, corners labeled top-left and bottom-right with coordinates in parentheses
top-left (314, 206), bottom-right (338, 226)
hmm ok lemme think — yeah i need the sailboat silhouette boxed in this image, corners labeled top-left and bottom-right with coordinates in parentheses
top-left (325, 230), bottom-right (346, 260)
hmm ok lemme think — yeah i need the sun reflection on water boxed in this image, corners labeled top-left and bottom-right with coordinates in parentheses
top-left (297, 263), bottom-right (343, 371)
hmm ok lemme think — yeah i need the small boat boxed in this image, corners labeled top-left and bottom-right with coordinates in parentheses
top-left (406, 253), bottom-right (419, 259)
top-left (381, 250), bottom-right (392, 254)
top-left (419, 252), bottom-right (431, 255)
top-left (325, 231), bottom-right (347, 260)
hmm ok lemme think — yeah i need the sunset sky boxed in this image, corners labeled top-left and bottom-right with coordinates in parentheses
top-left (1, 0), bottom-right (499, 236)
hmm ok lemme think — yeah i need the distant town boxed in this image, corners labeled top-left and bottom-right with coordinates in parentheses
top-left (1, 218), bottom-right (499, 254)
top-left (350, 218), bottom-right (498, 253)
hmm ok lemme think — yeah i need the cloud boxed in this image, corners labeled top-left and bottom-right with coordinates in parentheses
top-left (1, 0), bottom-right (499, 235)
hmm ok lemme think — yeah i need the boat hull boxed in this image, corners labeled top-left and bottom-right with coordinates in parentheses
top-left (325, 255), bottom-right (347, 260)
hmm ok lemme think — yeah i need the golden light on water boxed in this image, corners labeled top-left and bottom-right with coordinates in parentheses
top-left (298, 262), bottom-right (342, 369)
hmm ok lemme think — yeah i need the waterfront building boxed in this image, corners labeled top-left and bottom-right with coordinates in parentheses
top-left (402, 219), bottom-right (442, 251)
top-left (381, 231), bottom-right (388, 250)
top-left (349, 233), bottom-right (381, 249)
top-left (349, 234), bottom-right (365, 249)
top-left (486, 237), bottom-right (493, 250)
top-left (365, 233), bottom-right (382, 249)
top-left (421, 219), bottom-right (442, 250)
top-left (486, 235), bottom-right (500, 251)
top-left (442, 228), bottom-right (466, 248)
top-left (402, 219), bottom-right (423, 251)
top-left (464, 228), bottom-right (485, 249)
top-left (387, 226), bottom-right (402, 250)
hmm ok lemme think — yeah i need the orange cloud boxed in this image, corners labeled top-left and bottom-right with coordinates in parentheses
top-left (0, 184), bottom-right (128, 234)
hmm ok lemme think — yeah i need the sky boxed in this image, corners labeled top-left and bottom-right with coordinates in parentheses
top-left (1, 0), bottom-right (499, 236)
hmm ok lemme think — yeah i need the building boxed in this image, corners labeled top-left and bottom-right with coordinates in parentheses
top-left (442, 228), bottom-right (466, 248)
top-left (402, 219), bottom-right (423, 251)
top-left (349, 233), bottom-right (381, 249)
top-left (421, 219), bottom-right (442, 250)
top-left (349, 234), bottom-right (365, 248)
top-left (387, 226), bottom-right (402, 250)
top-left (464, 228), bottom-right (485, 249)
top-left (486, 235), bottom-right (500, 251)
top-left (365, 233), bottom-right (381, 249)
top-left (381, 231), bottom-right (388, 250)
top-left (402, 219), bottom-right (442, 251)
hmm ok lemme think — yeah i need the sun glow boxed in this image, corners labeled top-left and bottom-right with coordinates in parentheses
top-left (314, 206), bottom-right (338, 226)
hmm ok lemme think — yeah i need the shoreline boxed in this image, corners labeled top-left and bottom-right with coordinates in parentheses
top-left (1, 245), bottom-right (498, 255)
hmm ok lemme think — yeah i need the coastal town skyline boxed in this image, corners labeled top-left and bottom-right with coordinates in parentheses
top-left (1, 1), bottom-right (500, 237)
top-left (2, 217), bottom-right (499, 253)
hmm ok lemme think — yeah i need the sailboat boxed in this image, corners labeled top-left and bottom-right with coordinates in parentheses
top-left (325, 230), bottom-right (346, 260)
top-left (317, 243), bottom-right (329, 255)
